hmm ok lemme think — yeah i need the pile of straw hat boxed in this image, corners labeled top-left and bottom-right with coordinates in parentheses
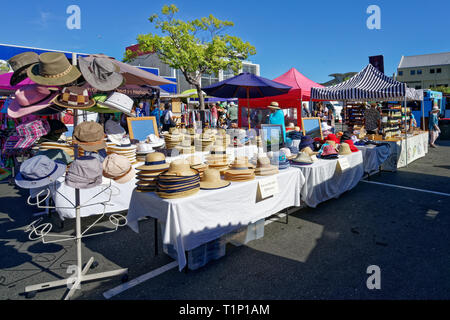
top-left (205, 146), bottom-right (230, 173)
top-left (175, 139), bottom-right (195, 154)
top-left (254, 155), bottom-right (279, 176)
top-left (163, 128), bottom-right (183, 149)
top-left (187, 155), bottom-right (208, 178)
top-left (156, 159), bottom-right (200, 199)
top-left (135, 152), bottom-right (170, 192)
top-left (200, 168), bottom-right (231, 190)
top-left (195, 133), bottom-right (215, 151)
top-left (107, 140), bottom-right (137, 164)
top-left (223, 157), bottom-right (255, 182)
top-left (38, 141), bottom-right (75, 159)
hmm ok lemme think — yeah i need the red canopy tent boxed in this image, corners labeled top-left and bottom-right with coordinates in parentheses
top-left (238, 68), bottom-right (324, 127)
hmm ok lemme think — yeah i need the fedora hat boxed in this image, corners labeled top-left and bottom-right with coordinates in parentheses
top-left (200, 169), bottom-right (230, 190)
top-left (53, 86), bottom-right (96, 109)
top-left (98, 92), bottom-right (134, 116)
top-left (27, 52), bottom-right (81, 86)
top-left (225, 157), bottom-right (254, 175)
top-left (102, 153), bottom-right (135, 184)
top-left (338, 142), bottom-right (352, 155)
top-left (65, 156), bottom-right (103, 189)
top-left (268, 101), bottom-right (280, 110)
top-left (7, 85), bottom-right (58, 119)
top-left (136, 143), bottom-right (154, 154)
top-left (73, 121), bottom-right (107, 152)
top-left (105, 119), bottom-right (126, 145)
top-left (163, 159), bottom-right (197, 177)
top-left (15, 155), bottom-right (66, 189)
top-left (8, 52), bottom-right (39, 86)
top-left (78, 56), bottom-right (123, 92)
top-left (136, 152), bottom-right (170, 171)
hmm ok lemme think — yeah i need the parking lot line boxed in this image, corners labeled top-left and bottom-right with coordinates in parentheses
top-left (361, 180), bottom-right (450, 197)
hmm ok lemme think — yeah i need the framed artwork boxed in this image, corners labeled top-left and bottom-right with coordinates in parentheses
top-left (171, 99), bottom-right (182, 113)
top-left (127, 116), bottom-right (159, 141)
top-left (260, 124), bottom-right (284, 152)
top-left (301, 117), bottom-right (323, 140)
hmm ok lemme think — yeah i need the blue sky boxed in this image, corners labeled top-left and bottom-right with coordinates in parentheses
top-left (1, 0), bottom-right (449, 83)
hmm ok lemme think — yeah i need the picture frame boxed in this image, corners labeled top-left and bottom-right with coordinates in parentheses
top-left (127, 116), bottom-right (159, 141)
top-left (260, 124), bottom-right (284, 152)
top-left (301, 117), bottom-right (323, 140)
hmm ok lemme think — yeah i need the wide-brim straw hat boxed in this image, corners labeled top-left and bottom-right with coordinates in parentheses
top-left (268, 101), bottom-right (280, 110)
top-left (200, 169), bottom-right (231, 190)
top-left (292, 152), bottom-right (316, 165)
top-left (27, 52), bottom-right (81, 86)
top-left (136, 152), bottom-right (170, 171)
top-left (157, 187), bottom-right (200, 199)
top-left (301, 146), bottom-right (318, 156)
top-left (161, 159), bottom-right (198, 177)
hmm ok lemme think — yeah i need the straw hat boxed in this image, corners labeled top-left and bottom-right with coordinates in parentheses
top-left (156, 159), bottom-right (200, 198)
top-left (291, 152), bottom-right (316, 165)
top-left (102, 153), bottom-right (135, 184)
top-left (338, 143), bottom-right (352, 155)
top-left (268, 101), bottom-right (280, 110)
top-left (254, 156), bottom-right (279, 176)
top-left (200, 169), bottom-right (231, 190)
top-left (224, 157), bottom-right (255, 175)
top-left (136, 152), bottom-right (170, 171)
top-left (301, 146), bottom-right (318, 156)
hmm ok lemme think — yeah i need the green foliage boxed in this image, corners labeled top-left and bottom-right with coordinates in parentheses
top-left (430, 86), bottom-right (450, 94)
top-left (124, 4), bottom-right (256, 108)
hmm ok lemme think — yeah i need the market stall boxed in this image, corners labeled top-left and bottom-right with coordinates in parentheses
top-left (311, 64), bottom-right (429, 169)
top-left (238, 68), bottom-right (324, 128)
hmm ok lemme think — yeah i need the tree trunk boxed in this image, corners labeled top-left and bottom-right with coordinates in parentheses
top-left (195, 83), bottom-right (205, 110)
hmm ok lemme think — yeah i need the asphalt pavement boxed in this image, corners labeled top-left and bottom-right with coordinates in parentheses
top-left (1, 139), bottom-right (449, 300)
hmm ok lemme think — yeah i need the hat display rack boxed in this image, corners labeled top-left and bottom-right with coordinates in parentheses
top-left (22, 178), bottom-right (129, 300)
top-left (12, 52), bottom-right (131, 300)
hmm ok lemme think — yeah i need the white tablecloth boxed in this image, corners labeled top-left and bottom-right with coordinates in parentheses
top-left (357, 144), bottom-right (391, 174)
top-left (294, 151), bottom-right (364, 208)
top-left (380, 132), bottom-right (429, 171)
top-left (166, 145), bottom-right (259, 162)
top-left (127, 167), bottom-right (303, 271)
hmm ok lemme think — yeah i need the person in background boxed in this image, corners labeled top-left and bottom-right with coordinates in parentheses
top-left (429, 105), bottom-right (440, 148)
top-left (301, 103), bottom-right (310, 118)
top-left (150, 104), bottom-right (162, 131)
top-left (326, 104), bottom-right (335, 129)
top-left (227, 102), bottom-right (238, 127)
top-left (268, 101), bottom-right (287, 143)
top-left (211, 103), bottom-right (218, 128)
top-left (364, 102), bottom-right (381, 134)
top-left (162, 103), bottom-right (175, 132)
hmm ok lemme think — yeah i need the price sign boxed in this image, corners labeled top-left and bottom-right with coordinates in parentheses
top-left (257, 176), bottom-right (279, 199)
top-left (337, 157), bottom-right (351, 172)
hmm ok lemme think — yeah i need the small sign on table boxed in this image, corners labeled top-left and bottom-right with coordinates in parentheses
top-left (257, 176), bottom-right (279, 200)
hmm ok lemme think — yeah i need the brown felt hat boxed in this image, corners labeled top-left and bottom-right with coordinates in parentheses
top-left (8, 52), bottom-right (39, 86)
top-left (73, 121), bottom-right (107, 152)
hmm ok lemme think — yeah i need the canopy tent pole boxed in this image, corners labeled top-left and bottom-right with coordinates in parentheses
top-left (247, 87), bottom-right (251, 130)
top-left (299, 94), bottom-right (303, 127)
top-left (404, 96), bottom-right (408, 167)
top-left (422, 96), bottom-right (425, 131)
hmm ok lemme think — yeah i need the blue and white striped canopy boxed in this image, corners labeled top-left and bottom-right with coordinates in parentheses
top-left (311, 64), bottom-right (407, 101)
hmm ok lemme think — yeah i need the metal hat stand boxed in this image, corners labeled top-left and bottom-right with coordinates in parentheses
top-left (23, 176), bottom-right (129, 300)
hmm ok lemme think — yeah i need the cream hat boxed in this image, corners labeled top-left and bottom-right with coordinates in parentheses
top-left (338, 142), bottom-right (352, 155)
top-left (200, 169), bottom-right (231, 190)
top-left (268, 101), bottom-right (280, 110)
top-left (102, 153), bottom-right (135, 184)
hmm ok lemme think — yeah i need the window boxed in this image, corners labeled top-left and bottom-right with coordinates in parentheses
top-left (430, 69), bottom-right (435, 74)
top-left (398, 71), bottom-right (403, 76)
top-left (437, 68), bottom-right (442, 73)
top-left (417, 69), bottom-right (422, 75)
top-left (410, 70), bottom-right (415, 75)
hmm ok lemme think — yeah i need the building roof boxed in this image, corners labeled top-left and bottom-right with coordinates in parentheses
top-left (398, 52), bottom-right (450, 69)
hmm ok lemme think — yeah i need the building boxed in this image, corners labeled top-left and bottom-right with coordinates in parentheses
top-left (320, 72), bottom-right (357, 87)
top-left (126, 44), bottom-right (260, 94)
top-left (396, 52), bottom-right (450, 90)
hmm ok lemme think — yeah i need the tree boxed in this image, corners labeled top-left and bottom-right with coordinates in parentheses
top-left (124, 4), bottom-right (256, 110)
